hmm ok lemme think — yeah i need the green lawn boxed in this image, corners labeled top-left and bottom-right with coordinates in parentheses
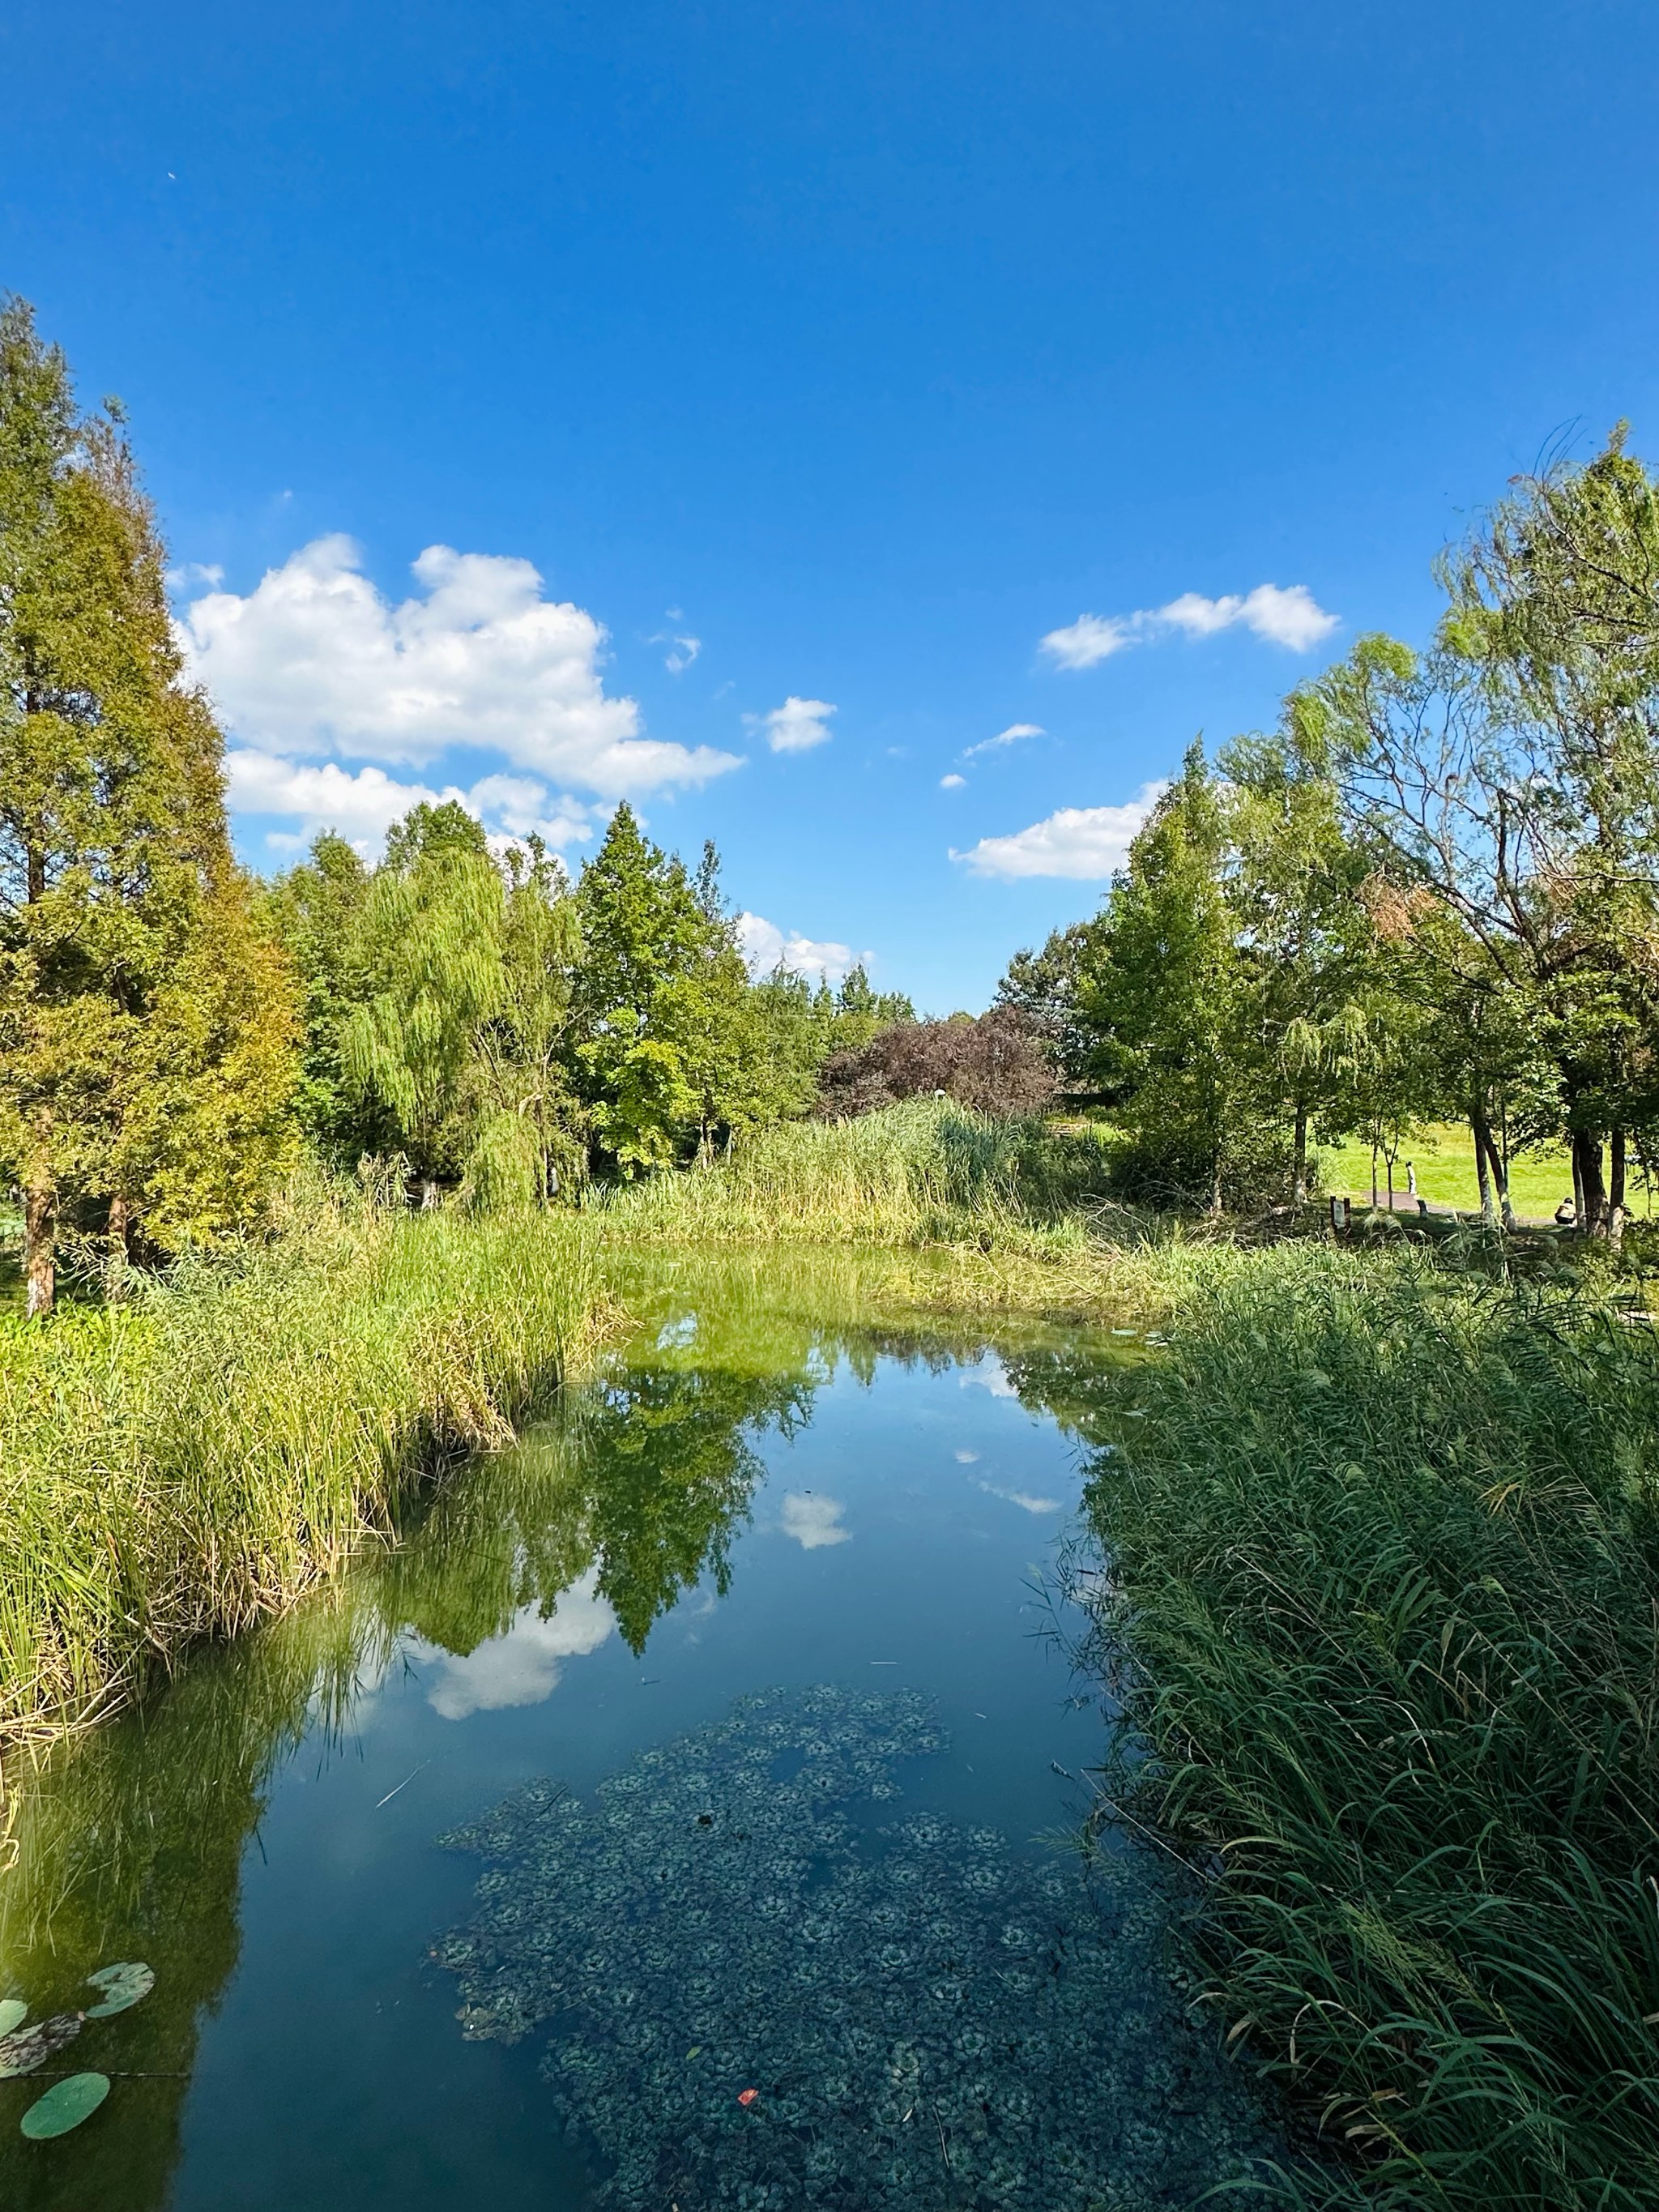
top-left (1317, 1122), bottom-right (1640, 1219)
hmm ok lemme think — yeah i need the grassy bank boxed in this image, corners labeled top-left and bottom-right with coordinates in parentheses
top-left (1077, 1246), bottom-right (1659, 2210)
top-left (0, 1189), bottom-right (610, 1757)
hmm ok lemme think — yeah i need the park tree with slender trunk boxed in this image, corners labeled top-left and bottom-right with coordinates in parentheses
top-left (1294, 433), bottom-right (1659, 1241)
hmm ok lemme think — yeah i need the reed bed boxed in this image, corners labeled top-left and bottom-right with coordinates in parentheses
top-left (1077, 1245), bottom-right (1659, 2210)
top-left (0, 1189), bottom-right (610, 1755)
top-left (595, 1096), bottom-right (1116, 1245)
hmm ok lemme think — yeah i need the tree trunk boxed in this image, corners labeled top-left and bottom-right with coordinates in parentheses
top-left (1292, 1104), bottom-right (1308, 1208)
top-left (1609, 1127), bottom-right (1627, 1250)
top-left (106, 1192), bottom-right (131, 1299)
top-left (1573, 1129), bottom-right (1610, 1236)
top-left (24, 1174), bottom-right (55, 1319)
top-left (1473, 1121), bottom-right (1495, 1227)
top-left (1472, 1111), bottom-right (1512, 1231)
top-left (1209, 1151), bottom-right (1223, 1219)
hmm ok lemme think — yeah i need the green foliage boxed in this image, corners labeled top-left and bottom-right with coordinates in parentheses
top-left (1080, 744), bottom-right (1263, 1209)
top-left (0, 297), bottom-right (298, 1303)
top-left (1079, 1247), bottom-right (1659, 2209)
top-left (0, 1179), bottom-right (611, 1740)
top-left (599, 1095), bottom-right (1114, 1245)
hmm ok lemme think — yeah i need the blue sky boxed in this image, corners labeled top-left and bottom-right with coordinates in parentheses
top-left (5, 0), bottom-right (1658, 1010)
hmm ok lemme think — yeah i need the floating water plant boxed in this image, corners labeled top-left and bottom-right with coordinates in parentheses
top-left (19, 2072), bottom-right (110, 2139)
top-left (0, 2001), bottom-right (23, 2037)
top-left (434, 1685), bottom-right (1277, 2210)
top-left (0, 2013), bottom-right (83, 2079)
top-left (84, 1962), bottom-right (155, 2018)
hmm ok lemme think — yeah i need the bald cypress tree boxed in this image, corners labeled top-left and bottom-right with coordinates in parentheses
top-left (0, 297), bottom-right (297, 1312)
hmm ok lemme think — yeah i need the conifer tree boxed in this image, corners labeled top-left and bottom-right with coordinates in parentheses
top-left (0, 297), bottom-right (297, 1312)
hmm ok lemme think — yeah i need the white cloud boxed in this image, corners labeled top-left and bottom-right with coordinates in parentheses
top-left (737, 912), bottom-right (859, 984)
top-left (953, 783), bottom-right (1166, 881)
top-left (165, 560), bottom-right (224, 591)
top-left (1039, 614), bottom-right (1137, 669)
top-left (1158, 584), bottom-right (1339, 651)
top-left (779, 1492), bottom-right (851, 1549)
top-left (225, 748), bottom-right (595, 857)
top-left (1040, 584), bottom-right (1337, 669)
top-left (417, 1569), bottom-right (616, 1719)
top-left (746, 695), bottom-right (836, 754)
top-left (940, 773), bottom-right (966, 791)
top-left (651, 622), bottom-right (702, 673)
top-left (963, 722), bottom-right (1044, 760)
top-left (177, 535), bottom-right (741, 794)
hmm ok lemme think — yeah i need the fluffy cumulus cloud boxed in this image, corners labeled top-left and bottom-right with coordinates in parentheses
top-left (736, 912), bottom-right (860, 984)
top-left (746, 695), bottom-right (836, 754)
top-left (224, 749), bottom-right (595, 857)
top-left (963, 721), bottom-right (1044, 761)
top-left (953, 784), bottom-right (1166, 881)
top-left (1040, 583), bottom-right (1337, 670)
top-left (178, 536), bottom-right (740, 793)
top-left (416, 1568), bottom-right (616, 1719)
top-left (940, 772), bottom-right (966, 790)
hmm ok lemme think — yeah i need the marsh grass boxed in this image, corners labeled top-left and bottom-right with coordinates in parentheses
top-left (1075, 1245), bottom-right (1659, 2209)
top-left (0, 1185), bottom-right (610, 1755)
top-left (595, 1095), bottom-right (1117, 1245)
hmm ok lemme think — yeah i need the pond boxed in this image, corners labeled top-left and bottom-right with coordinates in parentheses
top-left (0, 1252), bottom-right (1281, 2210)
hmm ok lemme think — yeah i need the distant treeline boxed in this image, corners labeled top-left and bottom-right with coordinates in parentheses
top-left (996, 430), bottom-right (1659, 1236)
top-left (11, 287), bottom-right (1659, 1311)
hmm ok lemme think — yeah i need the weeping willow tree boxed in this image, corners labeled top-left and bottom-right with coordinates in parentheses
top-left (343, 804), bottom-right (583, 1206)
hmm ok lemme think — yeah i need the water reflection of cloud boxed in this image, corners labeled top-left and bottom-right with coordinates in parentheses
top-left (954, 1450), bottom-right (980, 1464)
top-left (420, 1568), bottom-right (616, 1719)
top-left (975, 1480), bottom-right (1063, 1514)
top-left (958, 1356), bottom-right (1017, 1399)
top-left (656, 1313), bottom-right (699, 1350)
top-left (779, 1492), bottom-right (851, 1549)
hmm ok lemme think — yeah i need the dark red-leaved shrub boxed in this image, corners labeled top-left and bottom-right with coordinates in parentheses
top-left (816, 1009), bottom-right (1056, 1119)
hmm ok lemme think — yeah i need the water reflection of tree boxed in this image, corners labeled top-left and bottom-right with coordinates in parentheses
top-left (0, 1348), bottom-right (818, 2208)
top-left (0, 1588), bottom-right (380, 2211)
top-left (0, 1283), bottom-right (1119, 2210)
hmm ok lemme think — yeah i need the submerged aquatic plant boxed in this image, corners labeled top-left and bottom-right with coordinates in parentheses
top-left (434, 1685), bottom-right (1280, 2210)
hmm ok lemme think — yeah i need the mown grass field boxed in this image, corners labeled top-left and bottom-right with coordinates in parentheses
top-left (1316, 1122), bottom-right (1605, 1219)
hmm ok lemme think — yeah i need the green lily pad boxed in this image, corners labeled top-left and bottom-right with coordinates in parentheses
top-left (84, 1962), bottom-right (154, 2018)
top-left (0, 2013), bottom-right (83, 2079)
top-left (0, 2001), bottom-right (24, 2037)
top-left (20, 2072), bottom-right (109, 2140)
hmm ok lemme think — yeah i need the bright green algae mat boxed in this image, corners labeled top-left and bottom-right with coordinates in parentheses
top-left (0, 1250), bottom-right (1284, 2210)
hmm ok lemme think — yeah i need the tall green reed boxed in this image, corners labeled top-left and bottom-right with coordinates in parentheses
top-left (1077, 1245), bottom-right (1659, 2209)
top-left (0, 1184), bottom-right (610, 1756)
top-left (595, 1096), bottom-right (1115, 1245)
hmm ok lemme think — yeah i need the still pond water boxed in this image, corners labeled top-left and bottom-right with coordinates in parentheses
top-left (0, 1255), bottom-right (1279, 2210)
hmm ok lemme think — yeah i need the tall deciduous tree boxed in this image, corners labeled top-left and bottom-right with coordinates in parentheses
top-left (0, 298), bottom-right (297, 1312)
top-left (1298, 430), bottom-right (1659, 1241)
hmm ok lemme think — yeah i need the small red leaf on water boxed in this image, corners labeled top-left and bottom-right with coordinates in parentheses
top-left (736, 2088), bottom-right (758, 2107)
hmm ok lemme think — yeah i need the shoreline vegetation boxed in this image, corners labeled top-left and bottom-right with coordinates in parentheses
top-left (8, 303), bottom-right (1659, 2207)
top-left (2, 1107), bottom-right (1657, 2207)
top-left (0, 1181), bottom-right (612, 1756)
